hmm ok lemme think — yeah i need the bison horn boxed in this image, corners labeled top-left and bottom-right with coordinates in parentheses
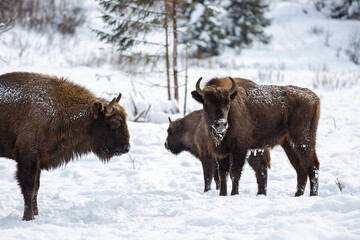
top-left (116, 93), bottom-right (122, 103)
top-left (107, 97), bottom-right (116, 113)
top-left (196, 77), bottom-right (204, 97)
top-left (107, 93), bottom-right (122, 113)
top-left (168, 117), bottom-right (172, 124)
top-left (229, 77), bottom-right (236, 95)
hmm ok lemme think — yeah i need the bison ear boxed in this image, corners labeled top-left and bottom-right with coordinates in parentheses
top-left (92, 101), bottom-right (105, 119)
top-left (191, 90), bottom-right (204, 104)
top-left (230, 90), bottom-right (238, 100)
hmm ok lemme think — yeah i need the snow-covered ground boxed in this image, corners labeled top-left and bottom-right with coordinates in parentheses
top-left (0, 0), bottom-right (360, 239)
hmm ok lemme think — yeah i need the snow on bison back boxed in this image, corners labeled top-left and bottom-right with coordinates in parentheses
top-left (0, 72), bottom-right (130, 221)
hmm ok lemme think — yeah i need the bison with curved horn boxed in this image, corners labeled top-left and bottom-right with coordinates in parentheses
top-left (0, 72), bottom-right (130, 220)
top-left (191, 77), bottom-right (320, 196)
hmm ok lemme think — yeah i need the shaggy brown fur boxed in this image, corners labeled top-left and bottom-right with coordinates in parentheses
top-left (192, 77), bottom-right (320, 196)
top-left (165, 110), bottom-right (271, 195)
top-left (0, 72), bottom-right (130, 220)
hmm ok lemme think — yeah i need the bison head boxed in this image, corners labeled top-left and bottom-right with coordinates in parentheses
top-left (191, 77), bottom-right (237, 146)
top-left (91, 93), bottom-right (130, 161)
top-left (165, 117), bottom-right (185, 154)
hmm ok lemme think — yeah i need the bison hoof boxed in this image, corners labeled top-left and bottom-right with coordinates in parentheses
top-left (294, 192), bottom-right (304, 197)
top-left (22, 214), bottom-right (35, 221)
top-left (219, 191), bottom-right (227, 196)
top-left (256, 191), bottom-right (267, 196)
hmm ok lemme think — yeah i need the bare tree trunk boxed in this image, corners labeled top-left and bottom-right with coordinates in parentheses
top-left (173, 0), bottom-right (179, 103)
top-left (164, 0), bottom-right (171, 100)
top-left (183, 42), bottom-right (189, 116)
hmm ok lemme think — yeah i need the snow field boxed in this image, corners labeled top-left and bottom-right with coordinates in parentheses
top-left (1, 86), bottom-right (360, 239)
top-left (1, 0), bottom-right (360, 239)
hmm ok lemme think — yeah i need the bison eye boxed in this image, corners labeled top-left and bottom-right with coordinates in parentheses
top-left (167, 128), bottom-right (172, 135)
top-left (109, 118), bottom-right (121, 129)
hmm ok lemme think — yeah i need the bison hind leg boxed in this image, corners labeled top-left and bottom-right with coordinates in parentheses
top-left (293, 139), bottom-right (320, 196)
top-left (33, 169), bottom-right (41, 215)
top-left (16, 160), bottom-right (40, 221)
top-left (305, 150), bottom-right (320, 196)
top-left (282, 136), bottom-right (320, 197)
top-left (247, 149), bottom-right (270, 196)
top-left (281, 139), bottom-right (308, 197)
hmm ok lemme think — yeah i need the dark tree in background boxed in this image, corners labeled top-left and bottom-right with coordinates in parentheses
top-left (95, 0), bottom-right (273, 105)
top-left (179, 0), bottom-right (271, 57)
top-left (95, 0), bottom-right (163, 64)
top-left (178, 0), bottom-right (226, 58)
top-left (95, 0), bottom-right (273, 60)
top-left (95, 0), bottom-right (159, 51)
top-left (225, 0), bottom-right (271, 48)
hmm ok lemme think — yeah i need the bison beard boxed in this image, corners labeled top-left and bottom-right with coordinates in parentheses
top-left (0, 72), bottom-right (130, 221)
top-left (210, 119), bottom-right (228, 147)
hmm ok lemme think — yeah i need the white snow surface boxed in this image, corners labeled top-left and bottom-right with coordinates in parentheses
top-left (1, 0), bottom-right (360, 239)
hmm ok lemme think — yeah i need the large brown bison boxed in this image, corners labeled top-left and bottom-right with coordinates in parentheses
top-left (0, 72), bottom-right (130, 220)
top-left (192, 77), bottom-right (320, 197)
top-left (165, 110), bottom-right (270, 195)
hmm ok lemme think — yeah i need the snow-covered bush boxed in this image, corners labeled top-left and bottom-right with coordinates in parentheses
top-left (315, 0), bottom-right (360, 20)
top-left (0, 0), bottom-right (85, 35)
top-left (345, 29), bottom-right (360, 64)
top-left (124, 93), bottom-right (179, 123)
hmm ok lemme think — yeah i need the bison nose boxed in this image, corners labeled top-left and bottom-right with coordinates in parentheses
top-left (214, 119), bottom-right (228, 131)
top-left (123, 144), bottom-right (130, 153)
top-left (164, 141), bottom-right (169, 150)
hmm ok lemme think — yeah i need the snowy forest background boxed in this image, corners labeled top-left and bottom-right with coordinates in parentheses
top-left (1, 0), bottom-right (359, 118)
top-left (1, 0), bottom-right (360, 239)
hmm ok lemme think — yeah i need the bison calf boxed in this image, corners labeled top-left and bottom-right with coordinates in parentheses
top-left (0, 72), bottom-right (130, 220)
top-left (165, 110), bottom-right (270, 195)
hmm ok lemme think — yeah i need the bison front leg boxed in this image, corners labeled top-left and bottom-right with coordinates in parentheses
top-left (200, 158), bottom-right (216, 192)
top-left (217, 157), bottom-right (230, 196)
top-left (230, 151), bottom-right (247, 196)
top-left (16, 160), bottom-right (39, 221)
top-left (214, 163), bottom-right (220, 190)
